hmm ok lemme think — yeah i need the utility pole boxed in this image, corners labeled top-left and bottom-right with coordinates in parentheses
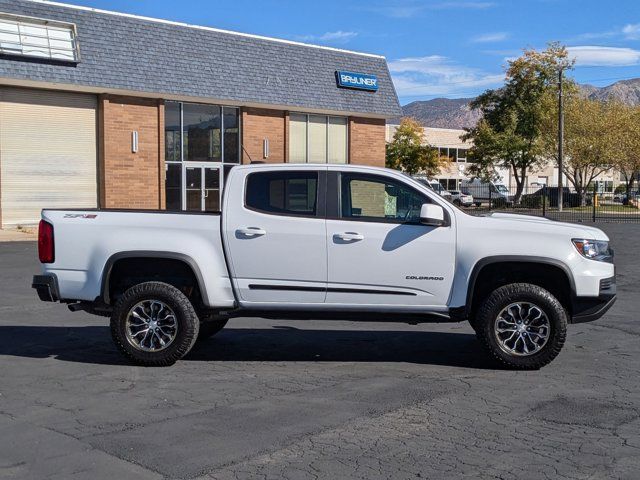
top-left (558, 67), bottom-right (564, 212)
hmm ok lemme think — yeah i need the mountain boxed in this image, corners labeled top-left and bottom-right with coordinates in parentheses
top-left (399, 98), bottom-right (481, 130)
top-left (398, 78), bottom-right (640, 130)
top-left (583, 78), bottom-right (640, 105)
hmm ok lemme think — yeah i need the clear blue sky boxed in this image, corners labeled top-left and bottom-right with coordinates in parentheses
top-left (63, 0), bottom-right (640, 104)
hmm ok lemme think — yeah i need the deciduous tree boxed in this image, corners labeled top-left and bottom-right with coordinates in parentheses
top-left (614, 104), bottom-right (640, 204)
top-left (540, 93), bottom-right (617, 206)
top-left (464, 43), bottom-right (573, 202)
top-left (386, 117), bottom-right (443, 176)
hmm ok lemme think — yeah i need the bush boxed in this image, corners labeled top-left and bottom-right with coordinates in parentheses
top-left (519, 195), bottom-right (542, 208)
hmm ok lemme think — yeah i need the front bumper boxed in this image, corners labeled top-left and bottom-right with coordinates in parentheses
top-left (570, 276), bottom-right (617, 323)
top-left (32, 274), bottom-right (60, 302)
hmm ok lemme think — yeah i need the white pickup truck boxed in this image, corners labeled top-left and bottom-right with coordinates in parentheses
top-left (32, 163), bottom-right (616, 369)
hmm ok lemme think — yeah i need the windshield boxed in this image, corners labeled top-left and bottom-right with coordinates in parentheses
top-left (496, 184), bottom-right (508, 193)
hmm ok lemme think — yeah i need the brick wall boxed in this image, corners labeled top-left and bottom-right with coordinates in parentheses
top-left (241, 108), bottom-right (287, 164)
top-left (349, 117), bottom-right (386, 167)
top-left (98, 95), bottom-right (164, 209)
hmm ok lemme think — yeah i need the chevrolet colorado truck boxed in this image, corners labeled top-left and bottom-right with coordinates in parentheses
top-left (32, 164), bottom-right (616, 369)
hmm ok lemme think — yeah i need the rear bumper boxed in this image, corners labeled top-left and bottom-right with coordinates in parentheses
top-left (32, 274), bottom-right (60, 302)
top-left (570, 276), bottom-right (617, 324)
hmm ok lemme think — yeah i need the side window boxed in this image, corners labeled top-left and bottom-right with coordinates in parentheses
top-left (246, 171), bottom-right (318, 217)
top-left (340, 174), bottom-right (429, 223)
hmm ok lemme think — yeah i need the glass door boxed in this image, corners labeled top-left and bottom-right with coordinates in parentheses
top-left (183, 165), bottom-right (221, 212)
top-left (204, 167), bottom-right (221, 212)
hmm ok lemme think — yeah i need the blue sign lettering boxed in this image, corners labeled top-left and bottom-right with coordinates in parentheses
top-left (336, 71), bottom-right (378, 92)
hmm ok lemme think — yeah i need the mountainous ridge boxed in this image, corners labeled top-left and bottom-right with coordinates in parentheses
top-left (398, 78), bottom-right (640, 130)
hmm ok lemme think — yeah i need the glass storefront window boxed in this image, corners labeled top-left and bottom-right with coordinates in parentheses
top-left (328, 117), bottom-right (348, 164)
top-left (289, 113), bottom-right (308, 163)
top-left (164, 101), bottom-right (239, 211)
top-left (165, 102), bottom-right (181, 162)
top-left (165, 163), bottom-right (182, 211)
top-left (288, 113), bottom-right (348, 164)
top-left (223, 107), bottom-right (239, 163)
top-left (183, 103), bottom-right (221, 162)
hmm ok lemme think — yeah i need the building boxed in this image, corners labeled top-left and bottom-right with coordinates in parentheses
top-left (0, 0), bottom-right (401, 228)
top-left (386, 124), bottom-right (622, 193)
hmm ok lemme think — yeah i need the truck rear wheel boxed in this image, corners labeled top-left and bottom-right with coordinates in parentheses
top-left (110, 282), bottom-right (199, 366)
top-left (475, 283), bottom-right (567, 369)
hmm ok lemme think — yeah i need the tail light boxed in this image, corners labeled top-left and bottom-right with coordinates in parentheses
top-left (38, 220), bottom-right (55, 263)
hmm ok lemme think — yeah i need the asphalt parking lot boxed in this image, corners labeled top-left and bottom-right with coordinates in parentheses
top-left (1, 223), bottom-right (639, 480)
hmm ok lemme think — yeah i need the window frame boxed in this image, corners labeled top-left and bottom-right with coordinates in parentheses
top-left (244, 170), bottom-right (326, 219)
top-left (288, 113), bottom-right (349, 164)
top-left (164, 101), bottom-right (241, 211)
top-left (0, 13), bottom-right (80, 63)
top-left (336, 172), bottom-right (433, 225)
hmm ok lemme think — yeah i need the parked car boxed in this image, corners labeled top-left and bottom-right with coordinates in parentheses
top-left (449, 190), bottom-right (474, 207)
top-left (412, 176), bottom-right (453, 201)
top-left (522, 187), bottom-right (590, 208)
top-left (614, 191), bottom-right (639, 203)
top-left (33, 163), bottom-right (616, 369)
top-left (461, 178), bottom-right (511, 207)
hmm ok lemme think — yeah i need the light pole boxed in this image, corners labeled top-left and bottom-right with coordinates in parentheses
top-left (558, 67), bottom-right (564, 212)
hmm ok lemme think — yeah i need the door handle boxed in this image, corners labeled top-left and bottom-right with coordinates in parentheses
top-left (334, 232), bottom-right (364, 241)
top-left (236, 227), bottom-right (266, 237)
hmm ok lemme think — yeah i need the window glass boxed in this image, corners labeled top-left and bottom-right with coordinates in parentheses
top-left (448, 148), bottom-right (457, 162)
top-left (308, 115), bottom-right (327, 163)
top-left (458, 148), bottom-right (468, 160)
top-left (289, 114), bottom-right (348, 164)
top-left (183, 103), bottom-right (221, 162)
top-left (328, 117), bottom-right (348, 164)
top-left (165, 163), bottom-right (182, 211)
top-left (165, 102), bottom-right (181, 162)
top-left (289, 114), bottom-right (307, 163)
top-left (341, 174), bottom-right (429, 223)
top-left (223, 107), bottom-right (239, 163)
top-left (0, 16), bottom-right (78, 62)
top-left (246, 171), bottom-right (318, 216)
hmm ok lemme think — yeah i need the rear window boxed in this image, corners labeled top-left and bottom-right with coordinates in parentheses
top-left (245, 171), bottom-right (318, 217)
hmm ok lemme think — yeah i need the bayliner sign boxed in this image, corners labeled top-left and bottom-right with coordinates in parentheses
top-left (336, 71), bottom-right (378, 91)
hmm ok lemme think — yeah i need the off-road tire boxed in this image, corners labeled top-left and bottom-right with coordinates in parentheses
top-left (110, 282), bottom-right (199, 366)
top-left (475, 283), bottom-right (567, 370)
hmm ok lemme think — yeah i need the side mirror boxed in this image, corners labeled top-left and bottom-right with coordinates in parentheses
top-left (420, 203), bottom-right (446, 227)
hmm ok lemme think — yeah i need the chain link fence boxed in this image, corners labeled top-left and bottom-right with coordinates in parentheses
top-left (454, 184), bottom-right (640, 223)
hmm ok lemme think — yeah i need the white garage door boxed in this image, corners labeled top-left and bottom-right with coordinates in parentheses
top-left (0, 87), bottom-right (97, 228)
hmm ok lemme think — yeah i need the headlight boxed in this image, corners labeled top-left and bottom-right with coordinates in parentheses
top-left (572, 239), bottom-right (613, 262)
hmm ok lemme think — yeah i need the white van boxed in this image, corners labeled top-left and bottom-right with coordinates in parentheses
top-left (461, 178), bottom-right (511, 206)
top-left (412, 176), bottom-right (453, 201)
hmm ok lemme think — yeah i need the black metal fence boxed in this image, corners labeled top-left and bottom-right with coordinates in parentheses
top-left (455, 183), bottom-right (640, 223)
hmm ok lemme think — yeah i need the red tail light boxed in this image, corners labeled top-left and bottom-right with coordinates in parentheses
top-left (38, 220), bottom-right (55, 263)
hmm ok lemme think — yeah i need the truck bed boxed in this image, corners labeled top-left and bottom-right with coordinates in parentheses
top-left (40, 209), bottom-right (235, 308)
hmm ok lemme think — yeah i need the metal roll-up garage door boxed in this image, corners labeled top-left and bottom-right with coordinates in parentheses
top-left (0, 87), bottom-right (97, 228)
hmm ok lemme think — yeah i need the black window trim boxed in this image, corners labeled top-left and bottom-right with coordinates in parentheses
top-left (243, 170), bottom-right (327, 219)
top-left (329, 171), bottom-right (444, 226)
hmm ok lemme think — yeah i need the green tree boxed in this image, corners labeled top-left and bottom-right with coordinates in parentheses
top-left (540, 94), bottom-right (617, 206)
top-left (615, 104), bottom-right (640, 204)
top-left (386, 117), bottom-right (443, 176)
top-left (464, 42), bottom-right (573, 202)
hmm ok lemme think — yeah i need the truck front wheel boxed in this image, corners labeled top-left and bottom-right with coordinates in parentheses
top-left (110, 282), bottom-right (199, 366)
top-left (475, 283), bottom-right (567, 369)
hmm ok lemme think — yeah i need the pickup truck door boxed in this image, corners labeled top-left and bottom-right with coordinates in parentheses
top-left (325, 170), bottom-right (456, 309)
top-left (223, 168), bottom-right (327, 304)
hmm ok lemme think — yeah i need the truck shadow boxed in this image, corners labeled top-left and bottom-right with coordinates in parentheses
top-left (0, 325), bottom-right (498, 369)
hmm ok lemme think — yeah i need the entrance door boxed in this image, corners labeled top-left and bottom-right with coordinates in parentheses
top-left (184, 165), bottom-right (221, 212)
